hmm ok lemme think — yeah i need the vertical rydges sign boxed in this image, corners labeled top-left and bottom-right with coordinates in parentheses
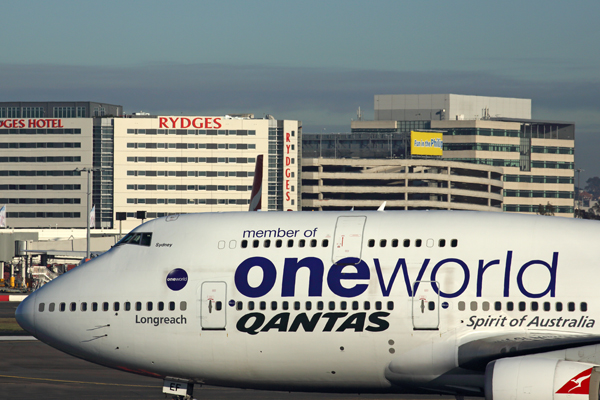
top-left (284, 124), bottom-right (298, 210)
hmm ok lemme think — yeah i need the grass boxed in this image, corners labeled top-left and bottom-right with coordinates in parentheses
top-left (0, 317), bottom-right (25, 333)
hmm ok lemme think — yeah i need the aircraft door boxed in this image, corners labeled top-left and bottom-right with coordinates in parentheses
top-left (411, 280), bottom-right (439, 330)
top-left (199, 281), bottom-right (227, 330)
top-left (332, 216), bottom-right (367, 265)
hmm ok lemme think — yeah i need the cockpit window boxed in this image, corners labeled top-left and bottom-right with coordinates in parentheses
top-left (117, 232), bottom-right (152, 247)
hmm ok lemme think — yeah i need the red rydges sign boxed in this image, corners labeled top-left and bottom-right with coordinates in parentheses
top-left (158, 117), bottom-right (222, 129)
top-left (0, 119), bottom-right (65, 128)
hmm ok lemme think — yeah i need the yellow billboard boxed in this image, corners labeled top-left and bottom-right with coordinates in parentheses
top-left (411, 131), bottom-right (443, 156)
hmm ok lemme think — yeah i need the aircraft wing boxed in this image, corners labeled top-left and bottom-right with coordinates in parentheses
top-left (458, 331), bottom-right (600, 370)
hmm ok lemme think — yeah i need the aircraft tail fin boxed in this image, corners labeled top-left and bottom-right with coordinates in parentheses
top-left (249, 155), bottom-right (263, 211)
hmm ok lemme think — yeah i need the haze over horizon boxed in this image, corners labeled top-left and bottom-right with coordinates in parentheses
top-left (1, 0), bottom-right (598, 182)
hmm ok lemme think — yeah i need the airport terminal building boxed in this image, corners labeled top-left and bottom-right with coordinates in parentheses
top-left (0, 102), bottom-right (300, 230)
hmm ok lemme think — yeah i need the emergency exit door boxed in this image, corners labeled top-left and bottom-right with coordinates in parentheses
top-left (411, 280), bottom-right (439, 330)
top-left (332, 216), bottom-right (367, 265)
top-left (199, 281), bottom-right (227, 330)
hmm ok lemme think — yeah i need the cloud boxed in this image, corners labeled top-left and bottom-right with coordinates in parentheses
top-left (2, 62), bottom-right (599, 178)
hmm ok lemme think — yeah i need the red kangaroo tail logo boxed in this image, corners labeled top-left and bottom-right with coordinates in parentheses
top-left (556, 368), bottom-right (593, 395)
top-left (248, 154), bottom-right (263, 211)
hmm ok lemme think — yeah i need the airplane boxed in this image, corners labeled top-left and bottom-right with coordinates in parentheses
top-left (14, 156), bottom-right (600, 400)
top-left (15, 208), bottom-right (600, 400)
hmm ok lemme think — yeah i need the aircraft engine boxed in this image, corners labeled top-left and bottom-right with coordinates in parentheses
top-left (485, 357), bottom-right (600, 400)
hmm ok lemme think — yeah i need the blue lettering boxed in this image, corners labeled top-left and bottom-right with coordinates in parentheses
top-left (430, 258), bottom-right (470, 298)
top-left (374, 258), bottom-right (430, 297)
top-left (516, 252), bottom-right (558, 298)
top-left (476, 259), bottom-right (500, 297)
top-left (234, 257), bottom-right (277, 298)
top-left (327, 258), bottom-right (370, 297)
top-left (504, 251), bottom-right (513, 297)
top-left (281, 257), bottom-right (324, 297)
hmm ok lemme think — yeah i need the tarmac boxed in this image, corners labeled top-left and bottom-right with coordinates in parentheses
top-left (0, 302), bottom-right (460, 400)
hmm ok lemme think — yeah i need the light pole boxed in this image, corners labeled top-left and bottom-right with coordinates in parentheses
top-left (75, 167), bottom-right (100, 260)
top-left (576, 168), bottom-right (584, 215)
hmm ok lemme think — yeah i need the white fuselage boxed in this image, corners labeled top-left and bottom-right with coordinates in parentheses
top-left (15, 211), bottom-right (600, 395)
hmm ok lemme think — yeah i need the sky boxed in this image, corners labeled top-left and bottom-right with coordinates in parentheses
top-left (1, 0), bottom-right (599, 182)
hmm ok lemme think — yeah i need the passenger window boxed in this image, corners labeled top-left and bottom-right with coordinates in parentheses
top-left (39, 303), bottom-right (45, 312)
top-left (439, 239), bottom-right (446, 247)
top-left (415, 239), bottom-right (422, 247)
top-left (507, 302), bottom-right (514, 311)
top-left (158, 302), bottom-right (164, 311)
top-left (282, 301), bottom-right (289, 310)
top-left (275, 239), bottom-right (282, 248)
top-left (125, 302), bottom-right (131, 311)
top-left (322, 239), bottom-right (329, 247)
top-left (581, 302), bottom-right (588, 312)
top-left (236, 301), bottom-right (242, 311)
top-left (482, 301), bottom-right (489, 311)
top-left (248, 301), bottom-right (255, 311)
top-left (102, 302), bottom-right (108, 311)
top-left (428, 301), bottom-right (435, 311)
top-left (543, 302), bottom-right (551, 311)
top-left (49, 303), bottom-right (55, 312)
top-left (305, 301), bottom-right (312, 311)
top-left (352, 301), bottom-right (359, 311)
top-left (180, 301), bottom-right (187, 311)
top-left (391, 239), bottom-right (399, 247)
top-left (81, 302), bottom-right (87, 312)
top-left (364, 301), bottom-right (371, 310)
top-left (494, 301), bottom-right (502, 311)
top-left (310, 239), bottom-right (317, 247)
top-left (340, 301), bottom-right (347, 310)
top-left (387, 301), bottom-right (394, 311)
top-left (299, 239), bottom-right (305, 248)
top-left (169, 301), bottom-right (175, 311)
top-left (329, 301), bottom-right (335, 311)
top-left (451, 239), bottom-right (458, 247)
top-left (403, 239), bottom-right (410, 247)
top-left (264, 239), bottom-right (271, 248)
top-left (518, 302), bottom-right (526, 311)
top-left (216, 301), bottom-right (222, 311)
top-left (70, 302), bottom-right (76, 312)
top-left (556, 302), bottom-right (563, 311)
top-left (59, 302), bottom-right (66, 312)
top-left (568, 302), bottom-right (575, 312)
top-left (253, 240), bottom-right (259, 248)
top-left (458, 301), bottom-right (465, 311)
top-left (317, 301), bottom-right (324, 310)
top-left (135, 302), bottom-right (142, 311)
top-left (375, 301), bottom-right (382, 311)
top-left (114, 302), bottom-right (120, 312)
top-left (147, 302), bottom-right (153, 311)
top-left (287, 239), bottom-right (294, 247)
top-left (294, 301), bottom-right (300, 311)
top-left (531, 302), bottom-right (538, 311)
top-left (241, 240), bottom-right (248, 248)
top-left (92, 302), bottom-right (98, 312)
top-left (368, 239), bottom-right (375, 248)
top-left (470, 301), bottom-right (477, 311)
top-left (271, 301), bottom-right (277, 311)
top-left (260, 301), bottom-right (266, 310)
top-left (380, 239), bottom-right (387, 247)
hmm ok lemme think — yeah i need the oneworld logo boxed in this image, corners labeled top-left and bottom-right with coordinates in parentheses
top-left (166, 268), bottom-right (188, 291)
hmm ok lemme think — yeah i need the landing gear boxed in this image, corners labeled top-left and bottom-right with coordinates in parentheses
top-left (162, 378), bottom-right (194, 400)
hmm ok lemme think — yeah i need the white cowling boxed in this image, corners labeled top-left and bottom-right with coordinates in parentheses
top-left (485, 357), bottom-right (600, 400)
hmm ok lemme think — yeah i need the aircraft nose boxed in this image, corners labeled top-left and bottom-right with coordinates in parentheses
top-left (15, 292), bottom-right (36, 336)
